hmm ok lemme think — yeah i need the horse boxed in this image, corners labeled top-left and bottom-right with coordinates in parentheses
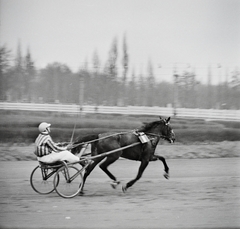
top-left (72, 116), bottom-right (175, 193)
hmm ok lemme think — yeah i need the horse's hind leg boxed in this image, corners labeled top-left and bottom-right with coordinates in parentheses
top-left (122, 160), bottom-right (149, 192)
top-left (80, 157), bottom-right (104, 194)
top-left (99, 155), bottom-right (121, 189)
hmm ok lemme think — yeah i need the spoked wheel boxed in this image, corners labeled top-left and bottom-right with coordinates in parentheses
top-left (30, 165), bottom-right (59, 194)
top-left (54, 165), bottom-right (83, 198)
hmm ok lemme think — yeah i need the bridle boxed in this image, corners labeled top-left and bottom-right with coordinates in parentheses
top-left (145, 132), bottom-right (164, 138)
top-left (145, 132), bottom-right (174, 143)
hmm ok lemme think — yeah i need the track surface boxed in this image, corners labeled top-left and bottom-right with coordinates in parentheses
top-left (0, 158), bottom-right (240, 229)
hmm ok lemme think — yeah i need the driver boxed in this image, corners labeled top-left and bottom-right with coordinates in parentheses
top-left (34, 122), bottom-right (80, 164)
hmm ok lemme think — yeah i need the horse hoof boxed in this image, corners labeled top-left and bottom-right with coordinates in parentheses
top-left (122, 185), bottom-right (127, 193)
top-left (110, 181), bottom-right (120, 189)
top-left (163, 172), bottom-right (169, 179)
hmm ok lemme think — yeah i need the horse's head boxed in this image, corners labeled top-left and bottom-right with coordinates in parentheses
top-left (140, 116), bottom-right (175, 143)
top-left (159, 116), bottom-right (175, 143)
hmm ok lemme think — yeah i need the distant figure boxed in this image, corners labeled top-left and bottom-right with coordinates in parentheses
top-left (34, 122), bottom-right (80, 164)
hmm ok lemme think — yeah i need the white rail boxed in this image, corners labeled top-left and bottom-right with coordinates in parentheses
top-left (0, 102), bottom-right (239, 121)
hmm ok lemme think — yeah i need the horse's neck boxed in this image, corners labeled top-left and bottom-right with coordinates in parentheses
top-left (150, 129), bottom-right (164, 150)
top-left (147, 125), bottom-right (162, 135)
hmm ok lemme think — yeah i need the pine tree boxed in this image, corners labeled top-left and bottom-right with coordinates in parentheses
top-left (146, 60), bottom-right (155, 106)
top-left (107, 37), bottom-right (118, 105)
top-left (92, 50), bottom-right (101, 105)
top-left (122, 34), bottom-right (129, 105)
top-left (14, 41), bottom-right (24, 101)
top-left (0, 45), bottom-right (11, 100)
top-left (24, 48), bottom-right (35, 102)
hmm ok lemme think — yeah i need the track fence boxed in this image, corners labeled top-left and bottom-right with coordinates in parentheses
top-left (0, 102), bottom-right (239, 121)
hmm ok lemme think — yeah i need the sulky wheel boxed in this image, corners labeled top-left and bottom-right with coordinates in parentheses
top-left (53, 165), bottom-right (83, 198)
top-left (30, 165), bottom-right (59, 195)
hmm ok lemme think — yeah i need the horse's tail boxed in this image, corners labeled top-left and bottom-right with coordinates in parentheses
top-left (71, 134), bottom-right (99, 155)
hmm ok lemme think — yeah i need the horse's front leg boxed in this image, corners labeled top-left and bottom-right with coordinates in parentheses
top-left (150, 155), bottom-right (169, 179)
top-left (122, 160), bottom-right (149, 192)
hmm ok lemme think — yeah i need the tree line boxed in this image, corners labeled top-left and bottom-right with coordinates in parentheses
top-left (0, 39), bottom-right (240, 109)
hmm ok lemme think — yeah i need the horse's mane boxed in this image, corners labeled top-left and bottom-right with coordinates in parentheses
top-left (138, 120), bottom-right (163, 132)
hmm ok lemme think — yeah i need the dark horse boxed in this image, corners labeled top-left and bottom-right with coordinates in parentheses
top-left (72, 117), bottom-right (175, 193)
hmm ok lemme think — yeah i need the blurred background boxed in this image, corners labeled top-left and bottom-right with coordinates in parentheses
top-left (0, 0), bottom-right (240, 144)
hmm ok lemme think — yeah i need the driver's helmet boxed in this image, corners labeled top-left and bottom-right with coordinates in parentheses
top-left (38, 122), bottom-right (51, 133)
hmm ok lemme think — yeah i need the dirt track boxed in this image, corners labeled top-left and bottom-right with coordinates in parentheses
top-left (0, 158), bottom-right (240, 229)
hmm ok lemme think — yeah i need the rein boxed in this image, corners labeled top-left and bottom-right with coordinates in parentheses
top-left (69, 130), bottom-right (134, 149)
top-left (145, 132), bottom-right (170, 141)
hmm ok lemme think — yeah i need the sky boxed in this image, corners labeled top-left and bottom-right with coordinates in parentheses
top-left (1, 0), bottom-right (240, 84)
